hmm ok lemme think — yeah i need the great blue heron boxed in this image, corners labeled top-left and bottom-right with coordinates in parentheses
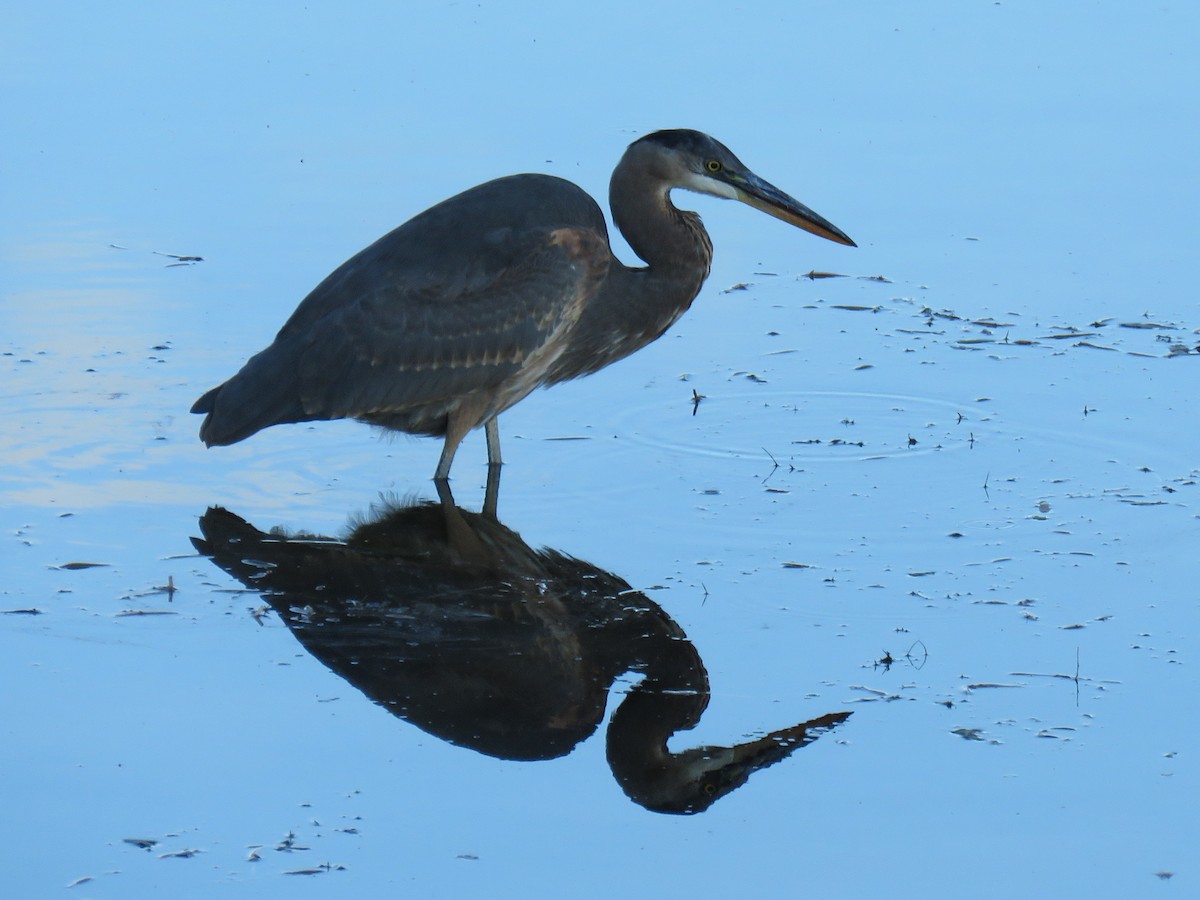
top-left (192, 129), bottom-right (855, 479)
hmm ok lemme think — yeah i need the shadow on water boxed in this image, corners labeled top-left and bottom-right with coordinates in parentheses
top-left (190, 476), bottom-right (850, 815)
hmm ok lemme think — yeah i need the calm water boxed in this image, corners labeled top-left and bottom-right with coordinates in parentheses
top-left (3, 2), bottom-right (1197, 897)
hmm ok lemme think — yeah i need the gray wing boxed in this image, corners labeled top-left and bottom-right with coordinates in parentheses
top-left (295, 225), bottom-right (608, 423)
top-left (195, 225), bottom-right (609, 445)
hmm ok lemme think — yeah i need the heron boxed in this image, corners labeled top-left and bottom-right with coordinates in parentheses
top-left (191, 129), bottom-right (855, 479)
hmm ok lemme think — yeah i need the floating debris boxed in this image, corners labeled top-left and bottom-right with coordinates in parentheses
top-left (124, 837), bottom-right (158, 850)
top-left (922, 307), bottom-right (964, 321)
top-left (275, 831), bottom-right (309, 852)
top-left (848, 685), bottom-right (906, 702)
top-left (803, 270), bottom-right (847, 279)
top-left (153, 251), bottom-right (204, 267)
top-left (965, 683), bottom-right (1024, 690)
top-left (2, 608), bottom-right (43, 615)
top-left (158, 848), bottom-right (202, 859)
top-left (56, 562), bottom-right (109, 570)
top-left (115, 610), bottom-right (179, 617)
top-left (1119, 321), bottom-right (1175, 330)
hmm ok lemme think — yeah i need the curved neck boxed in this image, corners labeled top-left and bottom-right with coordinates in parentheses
top-left (542, 150), bottom-right (718, 384)
top-left (609, 156), bottom-right (713, 280)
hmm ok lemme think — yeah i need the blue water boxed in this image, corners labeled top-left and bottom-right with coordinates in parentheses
top-left (3, 2), bottom-right (1197, 896)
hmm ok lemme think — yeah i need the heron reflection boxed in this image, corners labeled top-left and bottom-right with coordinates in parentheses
top-left (192, 488), bottom-right (849, 814)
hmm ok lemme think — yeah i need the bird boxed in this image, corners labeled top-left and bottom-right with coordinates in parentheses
top-left (191, 129), bottom-right (855, 479)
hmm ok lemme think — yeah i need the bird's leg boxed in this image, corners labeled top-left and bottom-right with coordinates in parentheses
top-left (484, 418), bottom-right (502, 467)
top-left (435, 399), bottom-right (491, 481)
top-left (433, 438), bottom-right (461, 481)
top-left (483, 461), bottom-right (501, 521)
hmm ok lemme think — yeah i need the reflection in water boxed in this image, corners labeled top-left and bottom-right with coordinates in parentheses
top-left (191, 488), bottom-right (849, 814)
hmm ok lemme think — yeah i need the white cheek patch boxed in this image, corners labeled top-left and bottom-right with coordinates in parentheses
top-left (677, 171), bottom-right (742, 200)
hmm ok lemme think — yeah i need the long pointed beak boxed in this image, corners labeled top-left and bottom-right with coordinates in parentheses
top-left (736, 172), bottom-right (856, 247)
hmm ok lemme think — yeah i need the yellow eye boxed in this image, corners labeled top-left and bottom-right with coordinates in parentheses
top-left (706, 160), bottom-right (722, 173)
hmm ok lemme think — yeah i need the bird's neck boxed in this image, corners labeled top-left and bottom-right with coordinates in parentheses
top-left (540, 162), bottom-right (717, 385)
top-left (609, 165), bottom-right (714, 283)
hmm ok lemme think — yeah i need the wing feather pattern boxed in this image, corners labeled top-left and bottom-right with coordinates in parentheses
top-left (298, 225), bottom-right (608, 431)
top-left (195, 224), bottom-right (608, 445)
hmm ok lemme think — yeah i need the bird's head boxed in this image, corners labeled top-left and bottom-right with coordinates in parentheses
top-left (629, 129), bottom-right (856, 247)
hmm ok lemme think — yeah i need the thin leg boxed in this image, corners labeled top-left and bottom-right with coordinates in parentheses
top-left (433, 434), bottom-right (463, 481)
top-left (435, 403), bottom-right (483, 481)
top-left (483, 462), bottom-right (501, 521)
top-left (484, 417), bottom-right (502, 467)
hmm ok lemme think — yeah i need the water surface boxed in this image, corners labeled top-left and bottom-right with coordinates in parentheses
top-left (3, 2), bottom-right (1197, 896)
